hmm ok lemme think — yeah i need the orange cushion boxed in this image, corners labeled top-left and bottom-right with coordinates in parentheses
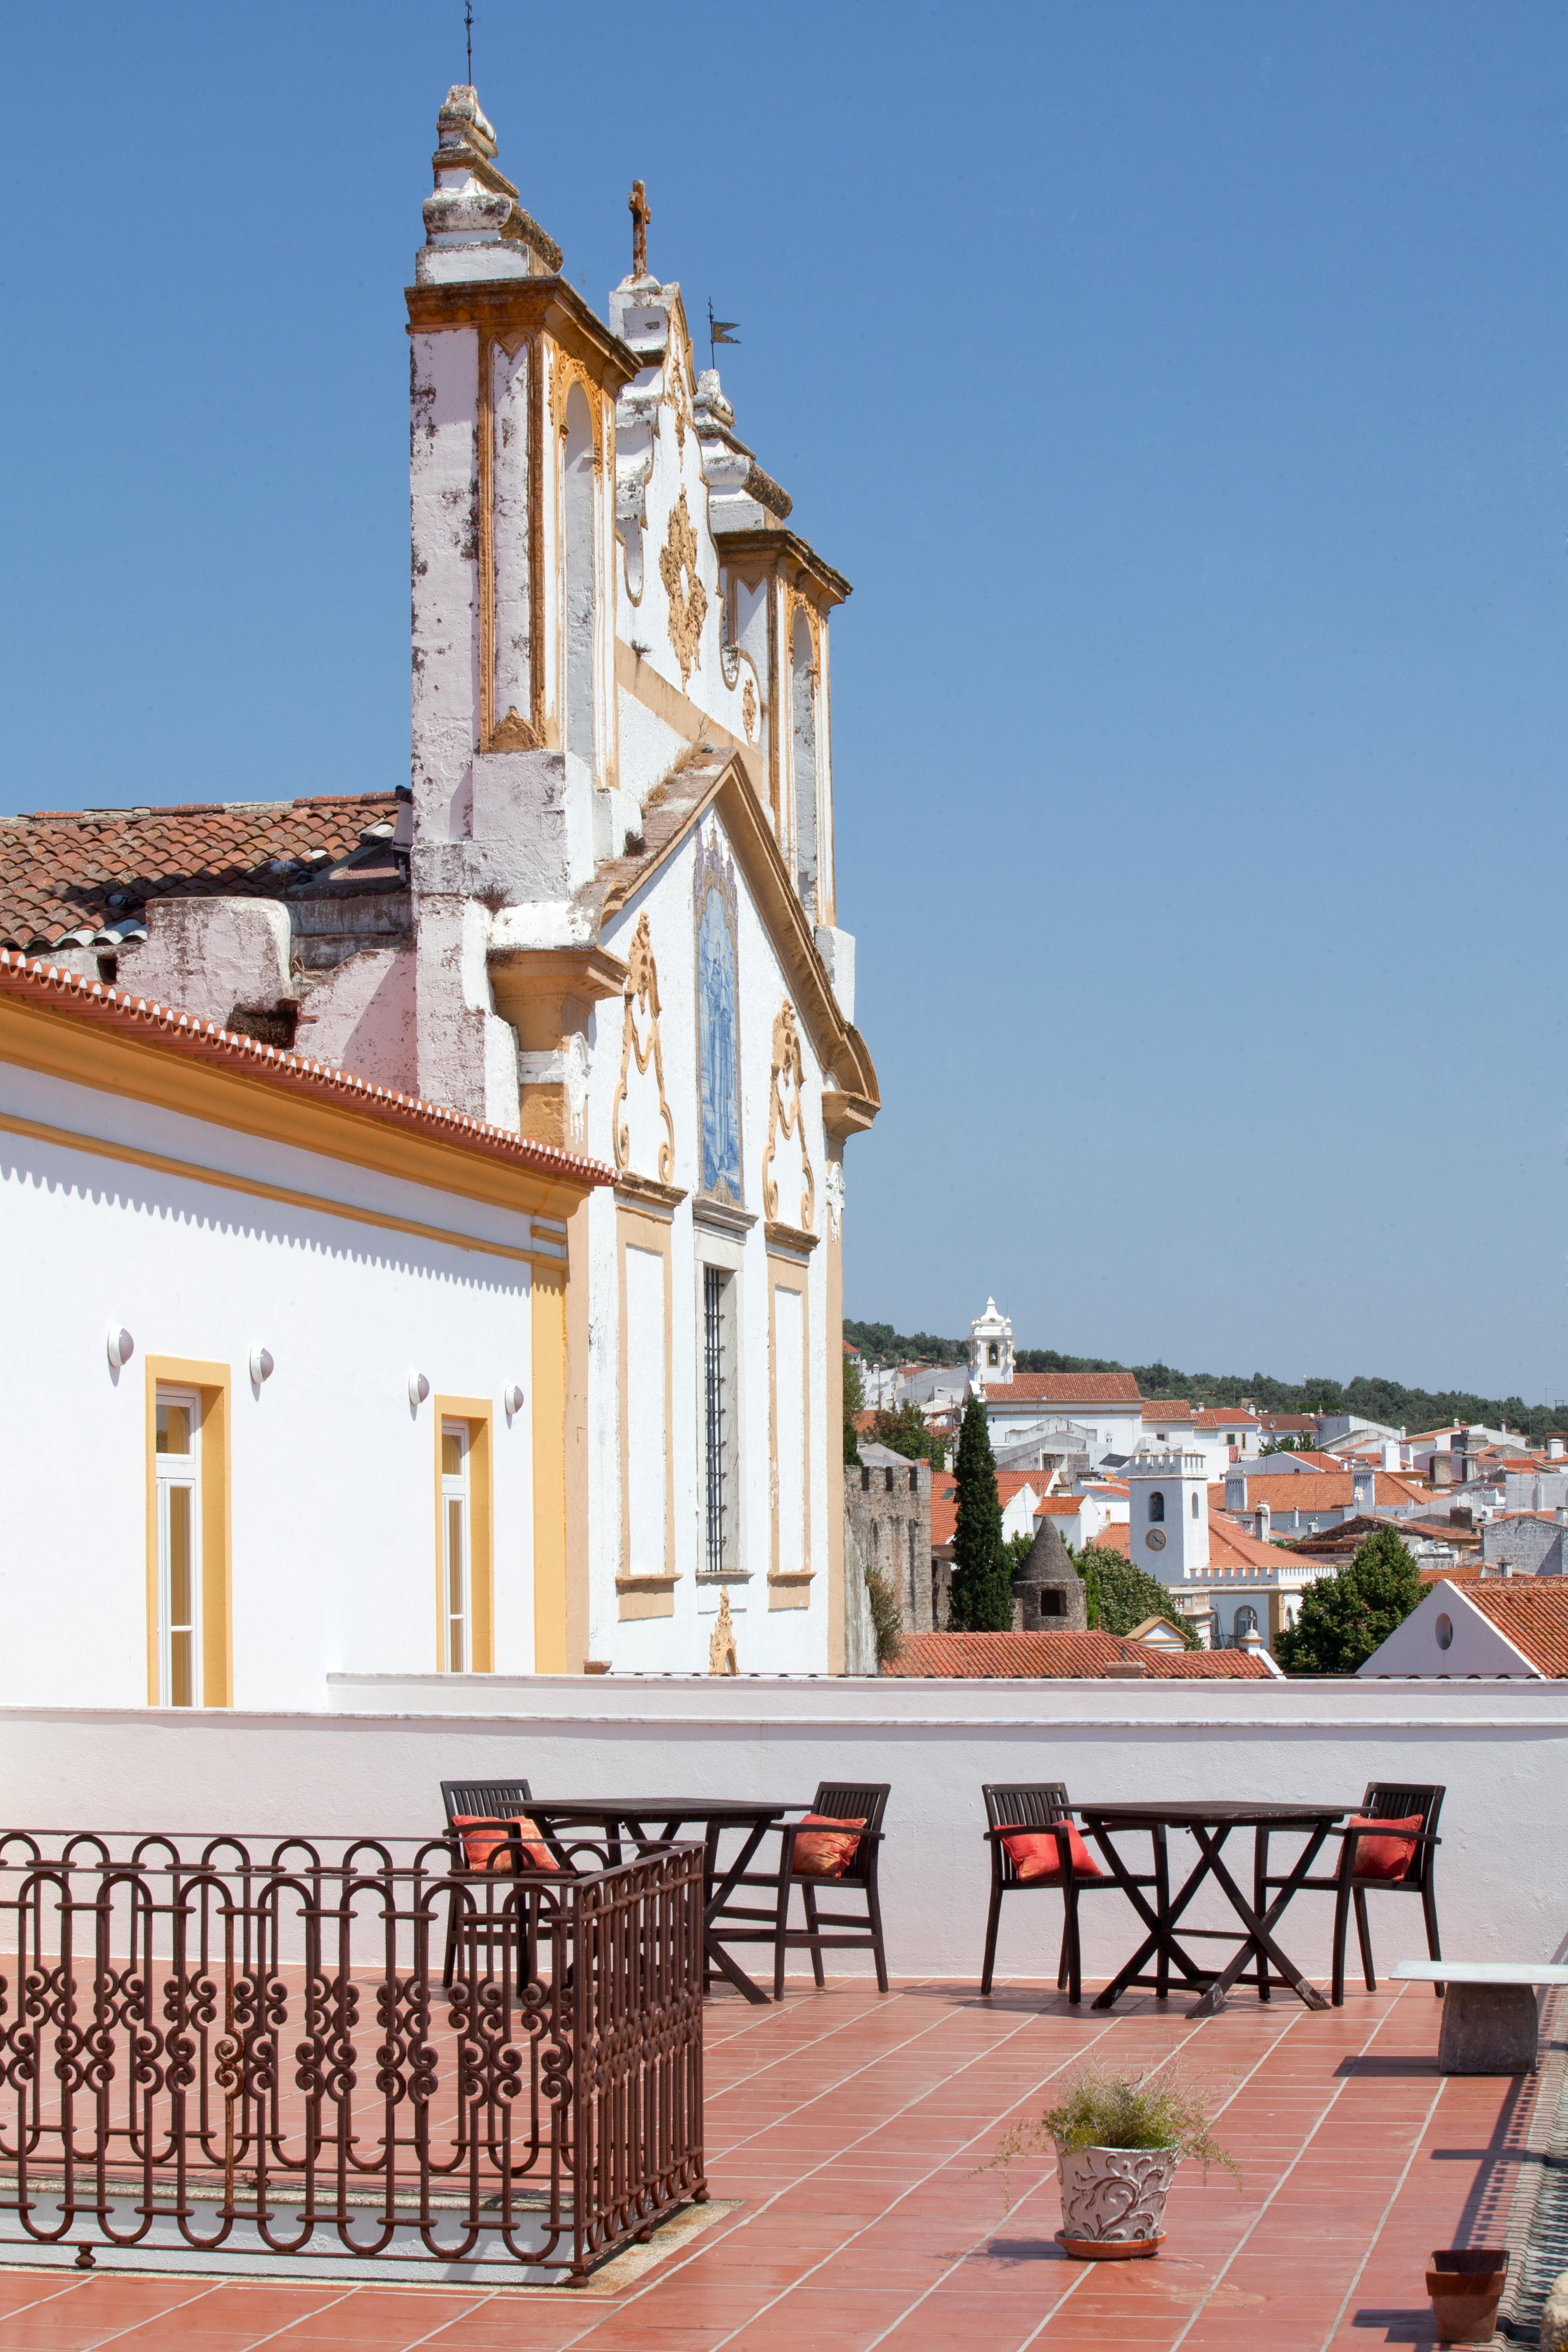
top-left (997, 1822), bottom-right (1105, 1883)
top-left (451, 1812), bottom-right (559, 1874)
top-left (792, 1814), bottom-right (867, 1879)
top-left (1345, 1813), bottom-right (1424, 1883)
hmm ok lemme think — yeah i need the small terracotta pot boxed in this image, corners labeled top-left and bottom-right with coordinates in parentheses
top-left (1426, 2247), bottom-right (1508, 2344)
top-left (1056, 2143), bottom-right (1176, 2259)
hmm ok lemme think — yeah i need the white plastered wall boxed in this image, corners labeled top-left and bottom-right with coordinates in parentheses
top-left (578, 818), bottom-right (830, 1673)
top-left (0, 1060), bottom-right (540, 1710)
top-left (7, 1674), bottom-right (1567, 1979)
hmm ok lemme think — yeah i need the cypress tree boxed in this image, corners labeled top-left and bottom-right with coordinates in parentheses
top-left (950, 1392), bottom-right (1013, 1630)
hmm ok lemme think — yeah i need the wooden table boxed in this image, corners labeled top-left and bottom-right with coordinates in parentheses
top-left (1075, 1799), bottom-right (1349, 2019)
top-left (523, 1797), bottom-right (799, 2006)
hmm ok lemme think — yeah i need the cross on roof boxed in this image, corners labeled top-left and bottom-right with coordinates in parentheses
top-left (628, 179), bottom-right (651, 278)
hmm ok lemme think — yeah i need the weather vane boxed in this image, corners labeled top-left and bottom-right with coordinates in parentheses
top-left (465, 0), bottom-right (473, 84)
top-left (707, 299), bottom-right (740, 372)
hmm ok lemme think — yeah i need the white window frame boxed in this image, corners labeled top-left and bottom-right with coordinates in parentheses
top-left (441, 1419), bottom-right (471, 1673)
top-left (154, 1386), bottom-right (202, 1707)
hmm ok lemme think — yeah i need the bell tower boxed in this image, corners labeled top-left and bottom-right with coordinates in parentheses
top-left (405, 86), bottom-right (636, 1133)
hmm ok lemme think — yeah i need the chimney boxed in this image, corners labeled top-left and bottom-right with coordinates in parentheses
top-left (1381, 1441), bottom-right (1401, 1470)
top-left (1254, 1502), bottom-right (1271, 1543)
top-left (1450, 1504), bottom-right (1474, 1530)
top-left (1352, 1471), bottom-right (1375, 1511)
top-left (1549, 1437), bottom-right (1566, 1462)
top-left (1432, 1455), bottom-right (1453, 1489)
top-left (1225, 1474), bottom-right (1247, 1513)
top-left (1555, 1506), bottom-right (1568, 1528)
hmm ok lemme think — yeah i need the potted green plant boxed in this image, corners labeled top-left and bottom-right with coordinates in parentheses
top-left (987, 2068), bottom-right (1238, 2260)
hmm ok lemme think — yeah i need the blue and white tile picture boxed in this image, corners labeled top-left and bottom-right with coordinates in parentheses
top-left (695, 833), bottom-right (742, 1202)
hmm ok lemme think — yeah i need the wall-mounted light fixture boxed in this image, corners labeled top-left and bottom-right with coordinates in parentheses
top-left (408, 1371), bottom-right (430, 1409)
top-left (106, 1326), bottom-right (134, 1372)
top-left (249, 1345), bottom-right (275, 1386)
top-left (503, 1383), bottom-right (525, 1419)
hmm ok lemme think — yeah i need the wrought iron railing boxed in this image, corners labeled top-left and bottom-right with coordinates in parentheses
top-left (0, 1831), bottom-right (706, 2285)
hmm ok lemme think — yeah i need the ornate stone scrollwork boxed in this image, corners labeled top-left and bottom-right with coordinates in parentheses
top-left (741, 674), bottom-right (758, 742)
top-left (491, 707), bottom-right (540, 750)
top-left (547, 348), bottom-right (604, 469)
top-left (665, 332), bottom-right (693, 456)
top-left (707, 1588), bottom-right (738, 1675)
top-left (659, 489), bottom-right (707, 688)
top-left (824, 1157), bottom-right (844, 1239)
top-left (612, 912), bottom-right (676, 1184)
top-left (762, 999), bottom-right (814, 1232)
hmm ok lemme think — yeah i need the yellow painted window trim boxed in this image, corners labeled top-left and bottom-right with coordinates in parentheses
top-left (616, 1195), bottom-right (677, 1618)
top-left (144, 1356), bottom-right (232, 1708)
top-left (434, 1398), bottom-right (494, 1674)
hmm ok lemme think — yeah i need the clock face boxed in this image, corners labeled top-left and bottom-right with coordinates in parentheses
top-left (1145, 1528), bottom-right (1167, 1552)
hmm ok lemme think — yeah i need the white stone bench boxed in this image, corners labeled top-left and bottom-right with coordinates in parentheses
top-left (1392, 1961), bottom-right (1568, 2074)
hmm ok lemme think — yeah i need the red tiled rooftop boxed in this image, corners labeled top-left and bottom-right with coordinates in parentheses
top-left (0, 791), bottom-right (401, 948)
top-left (1191, 1405), bottom-right (1260, 1426)
top-left (883, 1630), bottom-right (1274, 1677)
top-left (1462, 1578), bottom-right (1568, 1674)
top-left (982, 1371), bottom-right (1142, 1404)
top-left (6, 1976), bottom-right (1550, 2350)
top-left (0, 951), bottom-right (612, 1186)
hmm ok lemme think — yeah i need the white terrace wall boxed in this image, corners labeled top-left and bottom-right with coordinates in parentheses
top-left (4, 1676), bottom-right (1565, 1982)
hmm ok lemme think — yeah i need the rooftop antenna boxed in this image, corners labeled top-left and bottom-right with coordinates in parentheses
top-left (707, 298), bottom-right (740, 373)
top-left (465, 0), bottom-right (473, 84)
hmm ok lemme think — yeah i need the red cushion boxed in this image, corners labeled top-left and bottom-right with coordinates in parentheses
top-left (1345, 1813), bottom-right (1424, 1883)
top-left (792, 1814), bottom-right (867, 1880)
top-left (997, 1822), bottom-right (1105, 1883)
top-left (451, 1812), bottom-right (559, 1874)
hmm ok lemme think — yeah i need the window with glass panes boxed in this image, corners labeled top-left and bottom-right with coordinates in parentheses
top-left (441, 1420), bottom-right (471, 1671)
top-left (154, 1389), bottom-right (201, 1706)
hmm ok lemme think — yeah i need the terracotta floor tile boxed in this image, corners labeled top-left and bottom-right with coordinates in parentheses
top-left (0, 1976), bottom-right (1546, 2352)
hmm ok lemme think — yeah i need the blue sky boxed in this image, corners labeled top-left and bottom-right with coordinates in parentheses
top-left (1, 3), bottom-right (1562, 1401)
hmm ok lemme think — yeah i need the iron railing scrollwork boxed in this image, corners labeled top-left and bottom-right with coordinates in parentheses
top-left (0, 1831), bottom-right (706, 2284)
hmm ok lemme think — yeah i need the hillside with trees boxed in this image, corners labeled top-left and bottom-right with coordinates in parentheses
top-left (840, 1322), bottom-right (1555, 1442)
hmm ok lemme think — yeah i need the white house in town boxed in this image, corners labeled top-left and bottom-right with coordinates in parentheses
top-left (1121, 1451), bottom-right (1314, 1649)
top-left (1358, 1579), bottom-right (1568, 1678)
top-left (0, 84), bottom-right (880, 1693)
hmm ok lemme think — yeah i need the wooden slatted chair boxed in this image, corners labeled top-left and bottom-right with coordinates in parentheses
top-left (711, 1781), bottom-right (892, 1999)
top-left (980, 1782), bottom-right (1157, 2005)
top-left (1256, 1781), bottom-right (1444, 2006)
top-left (438, 1776), bottom-right (543, 1989)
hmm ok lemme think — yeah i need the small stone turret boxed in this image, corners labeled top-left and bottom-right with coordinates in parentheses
top-left (1012, 1512), bottom-right (1088, 1632)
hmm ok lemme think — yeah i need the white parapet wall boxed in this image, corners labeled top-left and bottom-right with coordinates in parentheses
top-left (3, 1675), bottom-right (1565, 1982)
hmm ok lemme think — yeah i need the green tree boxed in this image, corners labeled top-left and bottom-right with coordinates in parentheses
top-left (1076, 1545), bottom-right (1200, 1649)
top-left (949, 1393), bottom-right (1013, 1630)
top-left (867, 1401), bottom-right (947, 1472)
top-left (843, 1352), bottom-right (864, 1468)
top-left (1274, 1524), bottom-right (1423, 1675)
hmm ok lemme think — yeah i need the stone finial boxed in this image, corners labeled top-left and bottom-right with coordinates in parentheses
top-left (417, 83), bottom-right (563, 286)
top-left (1013, 1514), bottom-right (1088, 1633)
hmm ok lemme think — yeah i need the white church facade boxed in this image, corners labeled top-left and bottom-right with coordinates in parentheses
top-left (0, 85), bottom-right (879, 1699)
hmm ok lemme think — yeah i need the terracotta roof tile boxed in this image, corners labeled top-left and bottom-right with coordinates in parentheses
top-left (1142, 1400), bottom-right (1191, 1420)
top-left (982, 1373), bottom-right (1142, 1405)
top-left (1191, 1407), bottom-right (1260, 1427)
top-left (0, 952), bottom-right (611, 1188)
top-left (883, 1632), bottom-right (1273, 1679)
top-left (1033, 1497), bottom-right (1082, 1517)
top-left (0, 793), bottom-right (402, 948)
top-left (1461, 1582), bottom-right (1568, 1675)
top-left (1205, 1472), bottom-right (1431, 1515)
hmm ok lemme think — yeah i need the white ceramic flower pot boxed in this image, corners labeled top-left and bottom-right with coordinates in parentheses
top-left (1056, 2142), bottom-right (1178, 2259)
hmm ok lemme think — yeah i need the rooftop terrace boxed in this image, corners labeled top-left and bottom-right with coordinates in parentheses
top-left (3, 1973), bottom-right (1559, 2351)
